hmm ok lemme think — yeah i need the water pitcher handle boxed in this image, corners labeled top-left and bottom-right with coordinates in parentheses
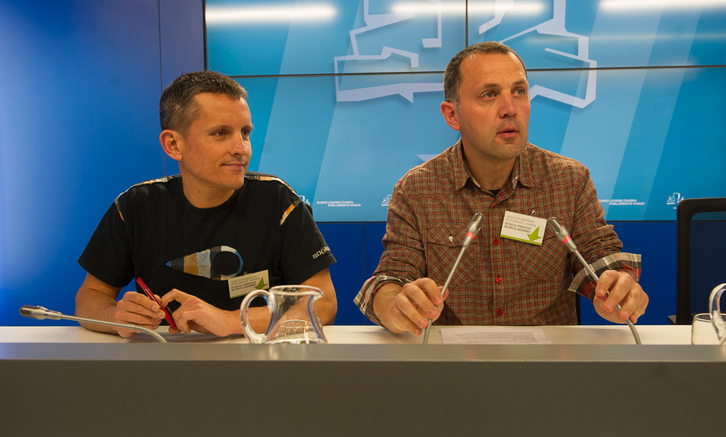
top-left (241, 289), bottom-right (269, 344)
top-left (708, 283), bottom-right (726, 345)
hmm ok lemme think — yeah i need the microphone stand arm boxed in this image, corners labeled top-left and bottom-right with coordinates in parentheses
top-left (60, 314), bottom-right (168, 343)
top-left (23, 307), bottom-right (168, 343)
top-left (574, 252), bottom-right (642, 345)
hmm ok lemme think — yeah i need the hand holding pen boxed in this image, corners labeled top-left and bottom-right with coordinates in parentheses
top-left (136, 277), bottom-right (178, 330)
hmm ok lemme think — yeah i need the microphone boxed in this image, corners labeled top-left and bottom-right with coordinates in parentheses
top-left (548, 216), bottom-right (578, 252)
top-left (462, 212), bottom-right (484, 249)
top-left (547, 217), bottom-right (598, 281)
top-left (19, 305), bottom-right (167, 343)
top-left (19, 305), bottom-right (61, 320)
top-left (547, 217), bottom-right (641, 344)
top-left (423, 213), bottom-right (484, 344)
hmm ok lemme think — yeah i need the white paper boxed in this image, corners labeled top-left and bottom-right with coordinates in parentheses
top-left (440, 327), bottom-right (552, 344)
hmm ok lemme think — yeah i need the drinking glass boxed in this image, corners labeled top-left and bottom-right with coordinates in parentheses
top-left (708, 283), bottom-right (726, 345)
top-left (691, 313), bottom-right (720, 345)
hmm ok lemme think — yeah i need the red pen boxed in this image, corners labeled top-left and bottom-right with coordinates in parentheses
top-left (136, 277), bottom-right (177, 330)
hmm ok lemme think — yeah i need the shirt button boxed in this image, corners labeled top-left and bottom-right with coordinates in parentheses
top-left (493, 238), bottom-right (499, 246)
top-left (495, 276), bottom-right (502, 284)
top-left (497, 308), bottom-right (503, 316)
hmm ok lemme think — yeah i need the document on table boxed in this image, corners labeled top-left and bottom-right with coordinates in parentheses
top-left (440, 327), bottom-right (551, 344)
top-left (126, 332), bottom-right (245, 343)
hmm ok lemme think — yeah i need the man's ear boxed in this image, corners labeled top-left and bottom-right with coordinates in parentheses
top-left (159, 130), bottom-right (183, 161)
top-left (440, 101), bottom-right (461, 131)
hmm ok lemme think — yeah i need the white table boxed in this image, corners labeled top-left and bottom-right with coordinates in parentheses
top-left (0, 325), bottom-right (722, 436)
top-left (0, 324), bottom-right (693, 344)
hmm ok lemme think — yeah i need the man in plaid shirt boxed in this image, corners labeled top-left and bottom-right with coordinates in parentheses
top-left (354, 42), bottom-right (649, 335)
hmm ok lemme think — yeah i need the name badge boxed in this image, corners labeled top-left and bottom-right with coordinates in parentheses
top-left (500, 211), bottom-right (546, 245)
top-left (228, 270), bottom-right (270, 299)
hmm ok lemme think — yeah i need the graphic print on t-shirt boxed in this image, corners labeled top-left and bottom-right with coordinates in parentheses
top-left (166, 245), bottom-right (243, 280)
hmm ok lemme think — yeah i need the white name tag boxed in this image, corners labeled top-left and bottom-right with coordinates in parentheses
top-left (228, 270), bottom-right (270, 299)
top-left (500, 211), bottom-right (546, 245)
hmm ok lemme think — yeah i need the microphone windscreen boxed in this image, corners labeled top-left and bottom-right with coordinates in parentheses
top-left (547, 217), bottom-right (567, 238)
top-left (547, 217), bottom-right (578, 252)
top-left (467, 213), bottom-right (484, 235)
top-left (19, 305), bottom-right (42, 318)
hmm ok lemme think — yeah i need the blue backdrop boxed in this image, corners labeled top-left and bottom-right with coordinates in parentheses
top-left (207, 0), bottom-right (726, 222)
top-left (1, 0), bottom-right (724, 327)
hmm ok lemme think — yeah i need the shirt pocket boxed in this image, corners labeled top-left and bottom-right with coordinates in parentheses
top-left (424, 225), bottom-right (478, 287)
top-left (514, 237), bottom-right (567, 281)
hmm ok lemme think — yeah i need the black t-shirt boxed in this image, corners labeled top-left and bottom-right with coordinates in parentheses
top-left (78, 173), bottom-right (335, 311)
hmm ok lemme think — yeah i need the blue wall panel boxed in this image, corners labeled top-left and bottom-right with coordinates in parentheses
top-left (317, 223), bottom-right (371, 325)
top-left (0, 0), bottom-right (204, 325)
top-left (0, 0), bottom-right (163, 324)
top-left (160, 0), bottom-right (206, 176)
top-left (579, 222), bottom-right (677, 326)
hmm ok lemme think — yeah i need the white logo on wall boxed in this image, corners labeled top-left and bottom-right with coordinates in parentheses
top-left (334, 0), bottom-right (596, 108)
top-left (600, 198), bottom-right (645, 207)
top-left (381, 194), bottom-right (391, 207)
top-left (299, 195), bottom-right (311, 206)
top-left (316, 200), bottom-right (361, 208)
top-left (667, 192), bottom-right (684, 208)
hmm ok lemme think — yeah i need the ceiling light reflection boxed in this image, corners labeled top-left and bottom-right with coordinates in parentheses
top-left (392, 1), bottom-right (545, 15)
top-left (206, 4), bottom-right (337, 23)
top-left (601, 0), bottom-right (726, 11)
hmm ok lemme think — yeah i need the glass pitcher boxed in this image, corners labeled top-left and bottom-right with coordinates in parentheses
top-left (708, 283), bottom-right (726, 345)
top-left (240, 285), bottom-right (327, 344)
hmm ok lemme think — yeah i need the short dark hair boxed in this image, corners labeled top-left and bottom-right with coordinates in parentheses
top-left (159, 71), bottom-right (248, 134)
top-left (443, 41), bottom-right (527, 107)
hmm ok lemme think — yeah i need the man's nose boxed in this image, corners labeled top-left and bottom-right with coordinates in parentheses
top-left (498, 92), bottom-right (517, 118)
top-left (230, 134), bottom-right (250, 155)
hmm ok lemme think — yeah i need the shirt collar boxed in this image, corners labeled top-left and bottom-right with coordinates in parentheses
top-left (451, 140), bottom-right (472, 190)
top-left (452, 140), bottom-right (535, 191)
top-left (515, 144), bottom-right (535, 189)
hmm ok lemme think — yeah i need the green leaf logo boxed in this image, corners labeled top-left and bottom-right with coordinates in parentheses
top-left (528, 226), bottom-right (541, 242)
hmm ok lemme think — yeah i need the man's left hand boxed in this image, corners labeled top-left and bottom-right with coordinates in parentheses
top-left (161, 289), bottom-right (241, 337)
top-left (592, 270), bottom-right (649, 324)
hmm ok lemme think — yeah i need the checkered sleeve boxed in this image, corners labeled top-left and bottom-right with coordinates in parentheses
top-left (565, 166), bottom-right (642, 299)
top-left (353, 175), bottom-right (426, 325)
top-left (568, 252), bottom-right (642, 299)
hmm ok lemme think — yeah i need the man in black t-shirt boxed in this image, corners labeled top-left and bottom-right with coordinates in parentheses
top-left (75, 71), bottom-right (337, 338)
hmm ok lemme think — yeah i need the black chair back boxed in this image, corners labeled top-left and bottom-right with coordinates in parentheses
top-left (675, 197), bottom-right (726, 324)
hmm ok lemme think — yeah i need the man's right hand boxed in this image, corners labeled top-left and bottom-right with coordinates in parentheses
top-left (113, 291), bottom-right (166, 337)
top-left (75, 273), bottom-right (164, 337)
top-left (372, 278), bottom-right (446, 335)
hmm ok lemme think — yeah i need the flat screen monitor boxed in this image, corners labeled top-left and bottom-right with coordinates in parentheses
top-left (205, 0), bottom-right (726, 222)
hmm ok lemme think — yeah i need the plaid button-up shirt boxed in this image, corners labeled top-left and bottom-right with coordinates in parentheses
top-left (355, 141), bottom-right (641, 326)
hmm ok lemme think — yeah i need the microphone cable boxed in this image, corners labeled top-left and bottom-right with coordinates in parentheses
top-left (19, 305), bottom-right (167, 343)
